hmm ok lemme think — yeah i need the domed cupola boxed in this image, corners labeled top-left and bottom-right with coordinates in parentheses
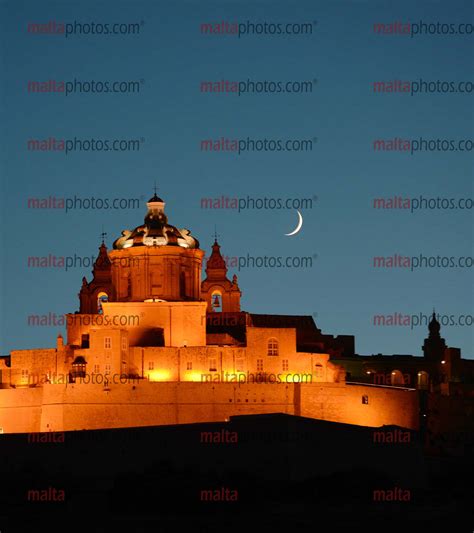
top-left (107, 190), bottom-right (205, 302)
top-left (113, 192), bottom-right (199, 250)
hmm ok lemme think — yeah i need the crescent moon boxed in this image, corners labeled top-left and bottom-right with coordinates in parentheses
top-left (285, 210), bottom-right (303, 236)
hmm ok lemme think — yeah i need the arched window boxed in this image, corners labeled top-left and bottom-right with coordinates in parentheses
top-left (417, 371), bottom-right (429, 390)
top-left (97, 291), bottom-right (108, 314)
top-left (211, 291), bottom-right (222, 312)
top-left (391, 370), bottom-right (404, 386)
top-left (365, 369), bottom-right (377, 383)
top-left (267, 338), bottom-right (279, 356)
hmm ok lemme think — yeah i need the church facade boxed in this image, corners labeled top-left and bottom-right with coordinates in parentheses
top-left (0, 194), bottom-right (470, 434)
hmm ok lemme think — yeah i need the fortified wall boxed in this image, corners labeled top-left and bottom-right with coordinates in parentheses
top-left (0, 381), bottom-right (419, 434)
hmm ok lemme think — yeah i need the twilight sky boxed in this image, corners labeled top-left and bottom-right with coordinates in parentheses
top-left (0, 0), bottom-right (472, 358)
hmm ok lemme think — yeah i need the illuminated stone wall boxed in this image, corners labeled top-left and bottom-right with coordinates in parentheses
top-left (3, 349), bottom-right (66, 387)
top-left (0, 381), bottom-right (419, 434)
top-left (0, 387), bottom-right (43, 433)
top-left (299, 383), bottom-right (419, 429)
top-left (66, 300), bottom-right (207, 348)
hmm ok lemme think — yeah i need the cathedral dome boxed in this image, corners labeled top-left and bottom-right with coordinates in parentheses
top-left (148, 192), bottom-right (164, 203)
top-left (113, 193), bottom-right (199, 250)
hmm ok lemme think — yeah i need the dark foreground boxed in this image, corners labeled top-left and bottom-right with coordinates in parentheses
top-left (0, 414), bottom-right (472, 532)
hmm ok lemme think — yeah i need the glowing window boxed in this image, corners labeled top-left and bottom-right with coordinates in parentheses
top-left (97, 292), bottom-right (109, 315)
top-left (267, 338), bottom-right (279, 356)
top-left (417, 371), bottom-right (429, 390)
top-left (391, 370), bottom-right (404, 386)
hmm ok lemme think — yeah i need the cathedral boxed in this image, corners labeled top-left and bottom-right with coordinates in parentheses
top-left (0, 193), bottom-right (471, 434)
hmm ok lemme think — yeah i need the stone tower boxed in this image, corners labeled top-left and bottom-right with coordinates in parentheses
top-left (201, 239), bottom-right (241, 312)
top-left (79, 239), bottom-right (115, 314)
top-left (422, 312), bottom-right (447, 361)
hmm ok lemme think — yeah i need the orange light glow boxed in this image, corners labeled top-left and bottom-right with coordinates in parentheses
top-left (147, 370), bottom-right (171, 382)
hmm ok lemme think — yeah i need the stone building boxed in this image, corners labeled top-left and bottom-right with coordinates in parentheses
top-left (0, 193), bottom-right (470, 434)
top-left (332, 312), bottom-right (474, 395)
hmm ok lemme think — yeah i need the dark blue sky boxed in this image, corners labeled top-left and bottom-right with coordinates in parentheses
top-left (1, 0), bottom-right (472, 357)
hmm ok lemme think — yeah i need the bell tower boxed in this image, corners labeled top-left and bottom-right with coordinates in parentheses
top-left (78, 238), bottom-right (115, 314)
top-left (422, 311), bottom-right (447, 361)
top-left (201, 239), bottom-right (241, 312)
